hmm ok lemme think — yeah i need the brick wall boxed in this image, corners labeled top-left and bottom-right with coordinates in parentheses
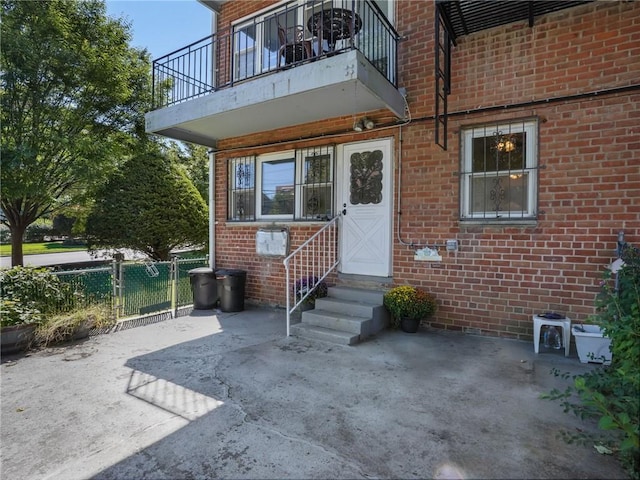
top-left (391, 91), bottom-right (638, 339)
top-left (401, 1), bottom-right (640, 118)
top-left (210, 0), bottom-right (639, 339)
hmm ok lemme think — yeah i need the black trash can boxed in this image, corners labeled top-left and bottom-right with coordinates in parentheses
top-left (188, 267), bottom-right (217, 309)
top-left (215, 269), bottom-right (247, 312)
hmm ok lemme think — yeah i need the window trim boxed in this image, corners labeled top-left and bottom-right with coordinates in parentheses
top-left (460, 118), bottom-right (538, 221)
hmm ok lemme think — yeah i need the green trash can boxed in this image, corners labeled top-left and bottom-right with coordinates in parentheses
top-left (188, 267), bottom-right (217, 309)
top-left (215, 269), bottom-right (246, 312)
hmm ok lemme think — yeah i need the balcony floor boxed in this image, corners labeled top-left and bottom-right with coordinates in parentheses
top-left (145, 50), bottom-right (405, 147)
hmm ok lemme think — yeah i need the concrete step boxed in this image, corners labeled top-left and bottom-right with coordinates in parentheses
top-left (290, 285), bottom-right (391, 346)
top-left (314, 296), bottom-right (379, 317)
top-left (327, 286), bottom-right (386, 304)
top-left (301, 309), bottom-right (371, 334)
top-left (290, 323), bottom-right (360, 346)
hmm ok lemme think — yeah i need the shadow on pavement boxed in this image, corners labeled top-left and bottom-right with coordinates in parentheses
top-left (86, 309), bottom-right (627, 480)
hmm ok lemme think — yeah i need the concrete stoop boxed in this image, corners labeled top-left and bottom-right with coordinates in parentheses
top-left (290, 286), bottom-right (390, 345)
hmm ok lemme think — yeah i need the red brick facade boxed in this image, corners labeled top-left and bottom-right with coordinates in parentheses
top-left (211, 1), bottom-right (639, 340)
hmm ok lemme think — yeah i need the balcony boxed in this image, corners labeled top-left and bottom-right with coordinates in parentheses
top-left (145, 0), bottom-right (405, 147)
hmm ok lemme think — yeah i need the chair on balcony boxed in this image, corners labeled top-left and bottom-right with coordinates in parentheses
top-left (278, 25), bottom-right (313, 68)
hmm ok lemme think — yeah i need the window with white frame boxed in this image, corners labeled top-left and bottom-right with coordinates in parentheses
top-left (233, 24), bottom-right (258, 80)
top-left (460, 118), bottom-right (538, 220)
top-left (233, 2), bottom-right (311, 81)
top-left (257, 151), bottom-right (296, 218)
top-left (228, 145), bottom-right (335, 221)
top-left (296, 146), bottom-right (334, 220)
top-left (228, 156), bottom-right (256, 221)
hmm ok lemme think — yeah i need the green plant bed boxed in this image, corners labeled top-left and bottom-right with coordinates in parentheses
top-left (35, 305), bottom-right (115, 346)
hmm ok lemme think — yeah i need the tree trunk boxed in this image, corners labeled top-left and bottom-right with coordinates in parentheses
top-left (10, 224), bottom-right (26, 267)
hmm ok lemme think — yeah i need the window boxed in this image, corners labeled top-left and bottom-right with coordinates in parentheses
top-left (460, 118), bottom-right (538, 221)
top-left (233, 3), bottom-right (305, 81)
top-left (296, 146), bottom-right (334, 220)
top-left (258, 152), bottom-right (296, 218)
top-left (228, 156), bottom-right (256, 221)
top-left (228, 146), bottom-right (335, 221)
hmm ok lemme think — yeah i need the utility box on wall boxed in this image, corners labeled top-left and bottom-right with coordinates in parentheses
top-left (256, 227), bottom-right (289, 257)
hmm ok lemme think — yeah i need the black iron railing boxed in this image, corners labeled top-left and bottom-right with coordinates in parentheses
top-left (151, 0), bottom-right (399, 109)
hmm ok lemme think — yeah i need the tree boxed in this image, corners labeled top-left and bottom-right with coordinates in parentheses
top-left (52, 214), bottom-right (76, 238)
top-left (1, 0), bottom-right (152, 266)
top-left (165, 141), bottom-right (210, 202)
top-left (85, 153), bottom-right (208, 261)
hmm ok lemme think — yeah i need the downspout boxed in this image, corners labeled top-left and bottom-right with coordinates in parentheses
top-left (208, 149), bottom-right (216, 270)
top-left (207, 8), bottom-right (218, 271)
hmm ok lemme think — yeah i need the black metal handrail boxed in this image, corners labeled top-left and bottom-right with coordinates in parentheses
top-left (151, 0), bottom-right (399, 109)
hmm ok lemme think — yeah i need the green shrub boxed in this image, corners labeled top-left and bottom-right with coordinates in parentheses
top-left (0, 298), bottom-right (42, 326)
top-left (544, 246), bottom-right (640, 479)
top-left (0, 266), bottom-right (82, 327)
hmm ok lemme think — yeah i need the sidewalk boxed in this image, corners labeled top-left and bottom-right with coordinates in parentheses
top-left (0, 306), bottom-right (628, 479)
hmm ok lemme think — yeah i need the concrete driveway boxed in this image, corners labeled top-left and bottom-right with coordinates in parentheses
top-left (0, 307), bottom-right (628, 479)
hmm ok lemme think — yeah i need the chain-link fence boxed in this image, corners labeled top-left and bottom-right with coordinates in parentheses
top-left (117, 261), bottom-right (172, 317)
top-left (53, 256), bottom-right (208, 321)
top-left (55, 266), bottom-right (113, 312)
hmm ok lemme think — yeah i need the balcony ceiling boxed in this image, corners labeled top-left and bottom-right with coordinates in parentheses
top-left (145, 50), bottom-right (406, 148)
top-left (437, 0), bottom-right (593, 41)
top-left (197, 0), bottom-right (227, 13)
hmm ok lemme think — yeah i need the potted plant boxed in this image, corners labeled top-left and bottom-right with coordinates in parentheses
top-left (0, 266), bottom-right (88, 353)
top-left (0, 266), bottom-right (63, 354)
top-left (0, 298), bottom-right (41, 354)
top-left (294, 276), bottom-right (328, 310)
top-left (383, 285), bottom-right (437, 333)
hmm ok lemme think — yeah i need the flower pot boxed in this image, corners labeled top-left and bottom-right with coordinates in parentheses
top-left (71, 321), bottom-right (93, 341)
top-left (1, 324), bottom-right (36, 355)
top-left (572, 324), bottom-right (612, 365)
top-left (400, 317), bottom-right (421, 333)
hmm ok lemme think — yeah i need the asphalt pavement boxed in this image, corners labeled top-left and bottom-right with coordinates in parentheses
top-left (0, 307), bottom-right (629, 480)
top-left (0, 250), bottom-right (145, 269)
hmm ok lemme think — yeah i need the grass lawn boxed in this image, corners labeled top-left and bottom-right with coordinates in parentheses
top-left (0, 241), bottom-right (88, 257)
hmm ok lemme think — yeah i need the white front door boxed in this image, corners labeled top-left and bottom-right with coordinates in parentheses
top-left (339, 139), bottom-right (393, 277)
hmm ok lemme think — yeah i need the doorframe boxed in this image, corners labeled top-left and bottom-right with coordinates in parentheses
top-left (336, 137), bottom-right (394, 277)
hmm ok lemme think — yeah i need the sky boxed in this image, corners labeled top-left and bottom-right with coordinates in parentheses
top-left (105, 0), bottom-right (213, 60)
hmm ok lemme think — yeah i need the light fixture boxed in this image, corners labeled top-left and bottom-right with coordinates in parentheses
top-left (362, 117), bottom-right (375, 130)
top-left (497, 138), bottom-right (516, 152)
top-left (495, 131), bottom-right (516, 153)
top-left (353, 117), bottom-right (375, 132)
